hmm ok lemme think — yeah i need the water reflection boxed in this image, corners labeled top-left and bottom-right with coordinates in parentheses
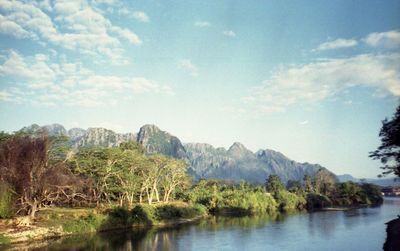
top-left (307, 211), bottom-right (339, 238)
top-left (25, 198), bottom-right (400, 251)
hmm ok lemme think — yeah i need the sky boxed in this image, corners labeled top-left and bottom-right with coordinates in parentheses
top-left (0, 0), bottom-right (399, 178)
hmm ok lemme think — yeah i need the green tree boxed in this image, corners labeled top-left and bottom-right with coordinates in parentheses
top-left (313, 168), bottom-right (337, 196)
top-left (160, 158), bottom-right (190, 202)
top-left (48, 135), bottom-right (72, 164)
top-left (303, 174), bottom-right (313, 193)
top-left (286, 180), bottom-right (302, 193)
top-left (119, 141), bottom-right (145, 153)
top-left (370, 103), bottom-right (400, 177)
top-left (265, 175), bottom-right (285, 196)
top-left (139, 154), bottom-right (164, 204)
top-left (335, 181), bottom-right (362, 205)
top-left (0, 131), bottom-right (11, 142)
top-left (70, 147), bottom-right (129, 205)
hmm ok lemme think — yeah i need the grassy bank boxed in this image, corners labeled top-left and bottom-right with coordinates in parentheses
top-left (0, 177), bottom-right (384, 246)
top-left (0, 202), bottom-right (207, 245)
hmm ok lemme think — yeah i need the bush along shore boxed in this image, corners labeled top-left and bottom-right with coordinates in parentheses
top-left (0, 202), bottom-right (207, 245)
top-left (0, 133), bottom-right (383, 246)
top-left (0, 178), bottom-right (383, 245)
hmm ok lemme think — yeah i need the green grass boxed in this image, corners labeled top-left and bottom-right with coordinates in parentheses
top-left (0, 184), bottom-right (14, 219)
top-left (57, 203), bottom-right (206, 234)
top-left (156, 203), bottom-right (207, 220)
top-left (0, 203), bottom-right (206, 240)
top-left (61, 213), bottom-right (106, 233)
top-left (0, 234), bottom-right (11, 245)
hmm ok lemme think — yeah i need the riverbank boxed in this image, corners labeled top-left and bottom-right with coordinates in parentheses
top-left (384, 217), bottom-right (400, 251)
top-left (0, 201), bottom-right (383, 247)
top-left (320, 204), bottom-right (369, 211)
top-left (3, 198), bottom-right (398, 251)
top-left (0, 202), bottom-right (207, 246)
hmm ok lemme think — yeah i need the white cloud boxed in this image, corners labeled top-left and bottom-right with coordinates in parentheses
top-left (316, 38), bottom-right (358, 51)
top-left (178, 59), bottom-right (199, 77)
top-left (34, 0), bottom-right (53, 12)
top-left (0, 50), bottom-right (55, 82)
top-left (110, 26), bottom-right (142, 45)
top-left (131, 11), bottom-right (150, 23)
top-left (245, 53), bottom-right (400, 113)
top-left (0, 90), bottom-right (12, 101)
top-left (53, 0), bottom-right (85, 15)
top-left (223, 30), bottom-right (236, 37)
top-left (118, 9), bottom-right (150, 23)
top-left (195, 21), bottom-right (210, 27)
top-left (0, 0), bottom-right (141, 64)
top-left (0, 14), bottom-right (36, 39)
top-left (0, 0), bottom-right (58, 39)
top-left (93, 0), bottom-right (116, 5)
top-left (364, 30), bottom-right (400, 48)
top-left (0, 50), bottom-right (174, 107)
top-left (299, 120), bottom-right (309, 125)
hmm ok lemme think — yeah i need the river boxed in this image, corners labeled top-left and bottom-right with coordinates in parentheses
top-left (14, 197), bottom-right (400, 251)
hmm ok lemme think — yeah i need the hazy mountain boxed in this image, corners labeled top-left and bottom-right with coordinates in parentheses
top-left (185, 142), bottom-right (332, 184)
top-left (18, 123), bottom-right (336, 184)
top-left (337, 174), bottom-right (357, 182)
top-left (338, 174), bottom-right (400, 187)
top-left (42, 123), bottom-right (67, 136)
top-left (19, 123), bottom-right (42, 134)
top-left (67, 128), bottom-right (86, 141)
top-left (73, 127), bottom-right (136, 148)
top-left (18, 124), bottom-right (136, 148)
top-left (19, 123), bottom-right (67, 137)
top-left (137, 124), bottom-right (187, 159)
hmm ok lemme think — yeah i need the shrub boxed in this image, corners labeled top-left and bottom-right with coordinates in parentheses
top-left (332, 182), bottom-right (383, 206)
top-left (156, 205), bottom-right (183, 219)
top-left (306, 193), bottom-right (332, 209)
top-left (86, 213), bottom-right (106, 229)
top-left (0, 183), bottom-right (14, 219)
top-left (62, 213), bottom-right (105, 233)
top-left (360, 183), bottom-right (383, 205)
top-left (275, 190), bottom-right (306, 211)
top-left (0, 234), bottom-right (11, 245)
top-left (188, 181), bottom-right (279, 215)
top-left (108, 207), bottom-right (130, 225)
top-left (130, 204), bottom-right (157, 224)
top-left (191, 204), bottom-right (207, 216)
top-left (154, 203), bottom-right (207, 220)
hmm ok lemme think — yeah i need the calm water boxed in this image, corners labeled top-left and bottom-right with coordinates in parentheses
top-left (19, 198), bottom-right (400, 251)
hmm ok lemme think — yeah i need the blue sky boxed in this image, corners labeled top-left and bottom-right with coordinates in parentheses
top-left (0, 0), bottom-right (399, 178)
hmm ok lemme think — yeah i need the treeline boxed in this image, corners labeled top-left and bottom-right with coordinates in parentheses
top-left (0, 133), bottom-right (190, 219)
top-left (184, 172), bottom-right (382, 216)
top-left (0, 132), bottom-right (383, 221)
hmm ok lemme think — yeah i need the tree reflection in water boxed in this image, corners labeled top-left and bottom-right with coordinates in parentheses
top-left (28, 200), bottom-right (398, 251)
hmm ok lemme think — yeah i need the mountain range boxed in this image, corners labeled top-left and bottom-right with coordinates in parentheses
top-left (337, 174), bottom-right (400, 187)
top-left (18, 123), bottom-right (336, 184)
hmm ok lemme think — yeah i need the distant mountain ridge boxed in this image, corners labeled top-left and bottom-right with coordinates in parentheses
top-left (137, 124), bottom-right (187, 159)
top-left (337, 174), bottom-right (400, 187)
top-left (185, 142), bottom-right (330, 184)
top-left (17, 123), bottom-right (336, 184)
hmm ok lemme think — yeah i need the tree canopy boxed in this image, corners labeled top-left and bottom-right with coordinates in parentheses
top-left (370, 103), bottom-right (400, 177)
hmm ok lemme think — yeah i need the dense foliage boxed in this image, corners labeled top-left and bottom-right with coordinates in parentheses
top-left (0, 132), bottom-right (384, 222)
top-left (0, 133), bottom-right (191, 220)
top-left (370, 103), bottom-right (400, 177)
